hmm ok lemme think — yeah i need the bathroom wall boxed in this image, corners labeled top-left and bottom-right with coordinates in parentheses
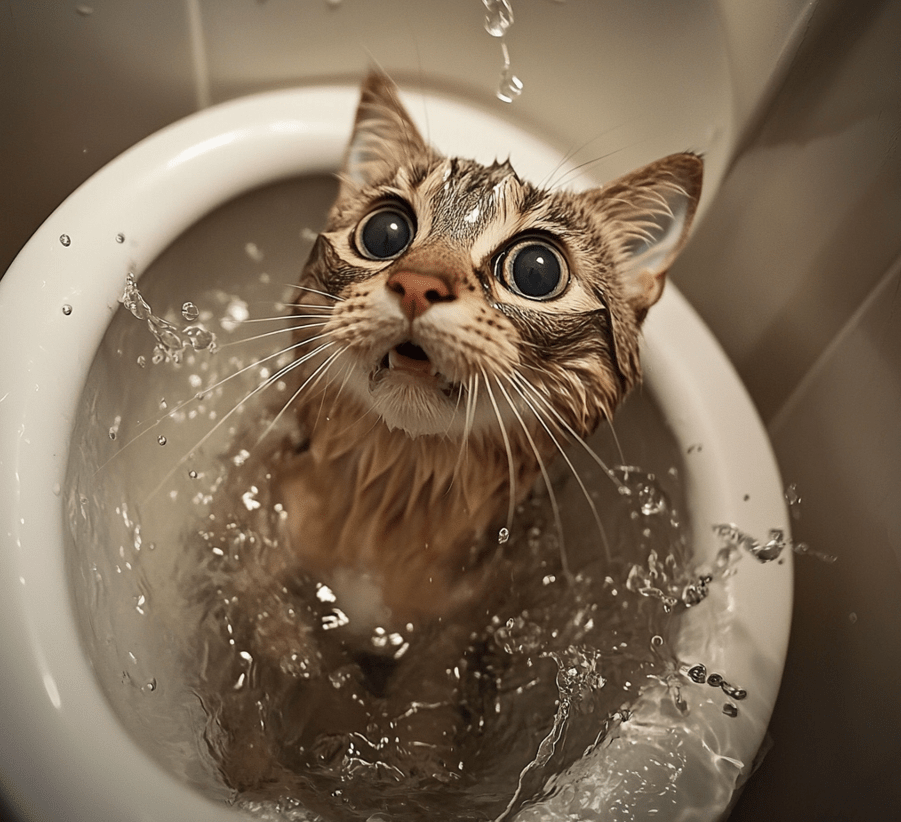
top-left (2, 0), bottom-right (900, 819)
top-left (676, 1), bottom-right (901, 818)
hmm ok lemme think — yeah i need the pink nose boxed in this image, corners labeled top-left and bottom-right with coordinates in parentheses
top-left (386, 271), bottom-right (457, 320)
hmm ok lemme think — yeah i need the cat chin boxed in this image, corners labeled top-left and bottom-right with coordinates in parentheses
top-left (369, 379), bottom-right (457, 439)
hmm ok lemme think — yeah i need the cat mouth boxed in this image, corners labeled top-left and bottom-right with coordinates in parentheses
top-left (371, 341), bottom-right (454, 393)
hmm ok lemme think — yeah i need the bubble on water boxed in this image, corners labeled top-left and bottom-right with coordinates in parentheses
top-left (59, 234), bottom-right (71, 247)
top-left (181, 301), bottom-right (200, 322)
top-left (157, 435), bottom-right (167, 446)
top-left (116, 232), bottom-right (125, 243)
top-left (62, 304), bottom-right (73, 315)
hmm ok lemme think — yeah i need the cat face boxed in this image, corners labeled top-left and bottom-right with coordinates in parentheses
top-left (295, 73), bottom-right (702, 441)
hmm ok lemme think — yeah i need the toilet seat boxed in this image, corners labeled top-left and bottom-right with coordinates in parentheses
top-left (0, 86), bottom-right (791, 822)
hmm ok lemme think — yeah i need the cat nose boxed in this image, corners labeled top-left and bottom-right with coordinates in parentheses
top-left (386, 271), bottom-right (457, 320)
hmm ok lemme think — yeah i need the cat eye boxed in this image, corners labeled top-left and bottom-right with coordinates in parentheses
top-left (355, 205), bottom-right (415, 261)
top-left (495, 238), bottom-right (569, 300)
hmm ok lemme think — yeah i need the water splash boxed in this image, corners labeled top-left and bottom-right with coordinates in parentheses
top-left (120, 273), bottom-right (217, 363)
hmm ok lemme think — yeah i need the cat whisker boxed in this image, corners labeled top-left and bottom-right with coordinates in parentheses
top-left (252, 347), bottom-right (346, 449)
top-left (142, 341), bottom-right (338, 501)
top-left (510, 370), bottom-right (627, 495)
top-left (491, 375), bottom-right (570, 580)
top-left (505, 374), bottom-right (611, 562)
top-left (91, 332), bottom-right (334, 477)
top-left (481, 369), bottom-right (517, 535)
top-left (284, 283), bottom-right (345, 302)
top-left (219, 321), bottom-right (334, 348)
top-left (452, 375), bottom-right (479, 480)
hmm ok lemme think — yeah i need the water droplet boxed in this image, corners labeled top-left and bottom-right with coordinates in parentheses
top-left (142, 678), bottom-right (157, 693)
top-left (722, 683), bottom-right (747, 700)
top-left (115, 232), bottom-right (125, 243)
top-left (483, 0), bottom-right (514, 37)
top-left (188, 470), bottom-right (198, 479)
top-left (706, 672), bottom-right (724, 688)
top-left (136, 355), bottom-right (146, 367)
top-left (61, 304), bottom-right (73, 315)
top-left (651, 635), bottom-right (664, 647)
top-left (76, 5), bottom-right (94, 16)
top-left (497, 64), bottom-right (524, 103)
top-left (784, 482), bottom-right (802, 520)
top-left (723, 703), bottom-right (739, 718)
top-left (181, 301), bottom-right (200, 322)
top-left (849, 612), bottom-right (858, 624)
top-left (498, 527), bottom-right (510, 544)
top-left (686, 663), bottom-right (707, 683)
top-left (157, 435), bottom-right (167, 446)
top-left (59, 234), bottom-right (71, 247)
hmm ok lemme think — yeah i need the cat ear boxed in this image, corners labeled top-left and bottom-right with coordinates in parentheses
top-left (590, 153), bottom-right (703, 318)
top-left (340, 71), bottom-right (433, 193)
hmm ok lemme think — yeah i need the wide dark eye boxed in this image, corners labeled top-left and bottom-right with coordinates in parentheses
top-left (355, 205), bottom-right (415, 260)
top-left (496, 238), bottom-right (568, 300)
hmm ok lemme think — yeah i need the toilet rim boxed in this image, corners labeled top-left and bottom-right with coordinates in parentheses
top-left (0, 84), bottom-right (792, 822)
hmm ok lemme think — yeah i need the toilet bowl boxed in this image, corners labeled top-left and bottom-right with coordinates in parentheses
top-left (0, 83), bottom-right (791, 821)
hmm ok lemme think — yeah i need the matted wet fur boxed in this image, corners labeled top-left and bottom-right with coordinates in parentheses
top-left (200, 72), bottom-right (702, 796)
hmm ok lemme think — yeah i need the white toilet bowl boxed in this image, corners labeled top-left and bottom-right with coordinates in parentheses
top-left (0, 85), bottom-right (792, 821)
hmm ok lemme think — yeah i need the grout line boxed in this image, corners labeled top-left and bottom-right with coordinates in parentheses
top-left (768, 249), bottom-right (901, 438)
top-left (186, 0), bottom-right (212, 110)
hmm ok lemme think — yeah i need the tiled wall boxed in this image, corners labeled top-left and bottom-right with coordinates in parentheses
top-left (2, 0), bottom-right (899, 818)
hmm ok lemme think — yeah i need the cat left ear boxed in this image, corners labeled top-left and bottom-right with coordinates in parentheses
top-left (590, 153), bottom-right (703, 319)
top-left (340, 71), bottom-right (433, 194)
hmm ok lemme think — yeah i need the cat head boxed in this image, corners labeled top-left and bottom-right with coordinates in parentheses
top-left (296, 72), bottom-right (702, 442)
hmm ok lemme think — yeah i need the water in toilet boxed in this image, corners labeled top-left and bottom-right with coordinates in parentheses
top-left (63, 150), bottom-right (766, 822)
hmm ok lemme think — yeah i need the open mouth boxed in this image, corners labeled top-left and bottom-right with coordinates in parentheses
top-left (371, 340), bottom-right (455, 394)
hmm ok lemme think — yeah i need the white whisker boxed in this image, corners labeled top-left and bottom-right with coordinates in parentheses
top-left (482, 370), bottom-right (516, 534)
top-left (220, 321), bottom-right (333, 348)
top-left (284, 284), bottom-right (344, 302)
top-left (142, 341), bottom-right (338, 501)
top-left (505, 375), bottom-right (611, 562)
top-left (253, 347), bottom-right (346, 447)
top-left (511, 371), bottom-right (626, 494)
top-left (491, 375), bottom-right (570, 580)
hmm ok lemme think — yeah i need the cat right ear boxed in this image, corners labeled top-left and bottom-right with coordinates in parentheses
top-left (590, 153), bottom-right (703, 320)
top-left (340, 71), bottom-right (433, 195)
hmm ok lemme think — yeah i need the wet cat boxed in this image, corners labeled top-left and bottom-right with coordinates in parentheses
top-left (203, 71), bottom-right (702, 795)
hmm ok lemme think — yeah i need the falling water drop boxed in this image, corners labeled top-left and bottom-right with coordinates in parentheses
top-left (116, 232), bottom-right (125, 244)
top-left (62, 304), bottom-right (73, 315)
top-left (498, 527), bottom-right (510, 544)
top-left (158, 435), bottom-right (167, 446)
top-left (59, 234), bottom-right (71, 247)
top-left (483, 0), bottom-right (514, 37)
